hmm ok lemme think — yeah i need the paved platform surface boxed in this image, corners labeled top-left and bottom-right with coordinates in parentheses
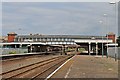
top-left (51, 55), bottom-right (118, 78)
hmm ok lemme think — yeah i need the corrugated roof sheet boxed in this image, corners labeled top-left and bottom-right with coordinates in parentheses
top-left (16, 35), bottom-right (107, 39)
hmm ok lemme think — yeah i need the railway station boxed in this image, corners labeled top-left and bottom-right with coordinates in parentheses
top-left (0, 32), bottom-right (118, 80)
top-left (1, 1), bottom-right (119, 79)
top-left (1, 32), bottom-right (116, 55)
top-left (1, 32), bottom-right (118, 79)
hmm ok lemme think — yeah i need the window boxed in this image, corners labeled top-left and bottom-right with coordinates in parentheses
top-left (65, 38), bottom-right (68, 41)
top-left (58, 38), bottom-right (60, 41)
top-left (33, 38), bottom-right (36, 41)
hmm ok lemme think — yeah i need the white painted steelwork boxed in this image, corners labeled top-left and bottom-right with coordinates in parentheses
top-left (0, 42), bottom-right (46, 45)
top-left (74, 39), bottom-right (112, 43)
top-left (105, 43), bottom-right (118, 46)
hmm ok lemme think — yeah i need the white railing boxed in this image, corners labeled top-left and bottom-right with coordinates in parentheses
top-left (1, 48), bottom-right (28, 55)
top-left (108, 47), bottom-right (119, 59)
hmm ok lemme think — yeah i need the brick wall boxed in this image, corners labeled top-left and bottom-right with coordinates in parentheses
top-left (108, 34), bottom-right (115, 43)
top-left (8, 33), bottom-right (17, 42)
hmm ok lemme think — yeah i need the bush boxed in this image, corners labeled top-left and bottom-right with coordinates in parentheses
top-left (9, 51), bottom-right (16, 54)
top-left (78, 48), bottom-right (86, 53)
top-left (24, 51), bottom-right (28, 53)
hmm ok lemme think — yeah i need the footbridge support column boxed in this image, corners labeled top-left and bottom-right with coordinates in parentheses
top-left (96, 42), bottom-right (98, 55)
top-left (88, 42), bottom-right (91, 55)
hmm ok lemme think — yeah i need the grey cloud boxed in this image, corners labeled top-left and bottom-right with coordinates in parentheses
top-left (2, 2), bottom-right (118, 36)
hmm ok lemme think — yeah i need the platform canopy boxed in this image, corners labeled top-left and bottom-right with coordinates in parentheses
top-left (74, 39), bottom-right (113, 43)
top-left (0, 42), bottom-right (47, 45)
top-left (105, 43), bottom-right (118, 47)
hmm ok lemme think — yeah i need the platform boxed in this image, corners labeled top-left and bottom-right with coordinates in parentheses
top-left (50, 55), bottom-right (118, 78)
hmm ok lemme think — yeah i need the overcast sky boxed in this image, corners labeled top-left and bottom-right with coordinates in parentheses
top-left (2, 2), bottom-right (119, 36)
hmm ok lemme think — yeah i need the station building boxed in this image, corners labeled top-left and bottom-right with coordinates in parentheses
top-left (1, 32), bottom-right (116, 55)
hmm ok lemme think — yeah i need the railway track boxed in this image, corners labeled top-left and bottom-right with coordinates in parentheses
top-left (1, 51), bottom-right (61, 61)
top-left (2, 55), bottom-right (42, 62)
top-left (2, 55), bottom-right (74, 79)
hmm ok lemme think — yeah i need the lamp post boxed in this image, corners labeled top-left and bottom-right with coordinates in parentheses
top-left (18, 28), bottom-right (22, 53)
top-left (99, 20), bottom-right (104, 57)
top-left (103, 13), bottom-right (108, 58)
top-left (109, 1), bottom-right (117, 61)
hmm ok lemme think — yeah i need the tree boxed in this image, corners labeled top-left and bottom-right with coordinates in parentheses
top-left (117, 36), bottom-right (120, 47)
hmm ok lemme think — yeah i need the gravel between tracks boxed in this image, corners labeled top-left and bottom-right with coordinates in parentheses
top-left (2, 55), bottom-right (62, 74)
top-left (2, 55), bottom-right (73, 79)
